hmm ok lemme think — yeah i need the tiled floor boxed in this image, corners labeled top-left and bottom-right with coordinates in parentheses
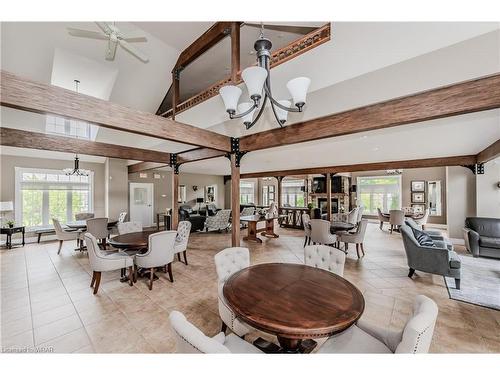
top-left (1, 223), bottom-right (499, 353)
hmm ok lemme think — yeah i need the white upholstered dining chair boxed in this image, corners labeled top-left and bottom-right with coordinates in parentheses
top-left (317, 295), bottom-right (438, 353)
top-left (86, 217), bottom-right (109, 248)
top-left (169, 311), bottom-right (262, 353)
top-left (302, 213), bottom-right (311, 247)
top-left (304, 245), bottom-right (346, 276)
top-left (413, 209), bottom-right (430, 230)
top-left (134, 231), bottom-right (177, 290)
top-left (117, 221), bottom-right (143, 235)
top-left (310, 219), bottom-right (336, 246)
top-left (389, 210), bottom-right (405, 234)
top-left (338, 219), bottom-right (369, 258)
top-left (214, 247), bottom-right (251, 337)
top-left (53, 218), bottom-right (78, 254)
top-left (174, 221), bottom-right (191, 265)
top-left (84, 233), bottom-right (134, 294)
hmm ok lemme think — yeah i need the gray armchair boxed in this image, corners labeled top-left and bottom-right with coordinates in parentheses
top-left (400, 224), bottom-right (461, 289)
top-left (463, 217), bottom-right (500, 259)
top-left (405, 218), bottom-right (453, 251)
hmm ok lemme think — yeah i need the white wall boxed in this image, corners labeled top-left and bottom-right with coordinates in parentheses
top-left (476, 157), bottom-right (500, 218)
top-left (446, 167), bottom-right (477, 240)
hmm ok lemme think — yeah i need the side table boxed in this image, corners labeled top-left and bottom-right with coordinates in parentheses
top-left (1, 226), bottom-right (26, 249)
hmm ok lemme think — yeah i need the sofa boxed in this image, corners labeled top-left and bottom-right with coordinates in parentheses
top-left (400, 224), bottom-right (461, 289)
top-left (463, 217), bottom-right (500, 259)
top-left (178, 204), bottom-right (206, 232)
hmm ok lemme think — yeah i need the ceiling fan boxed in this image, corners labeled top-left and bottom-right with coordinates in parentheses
top-left (67, 22), bottom-right (149, 63)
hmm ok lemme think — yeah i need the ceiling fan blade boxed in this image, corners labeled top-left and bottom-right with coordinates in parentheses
top-left (95, 22), bottom-right (112, 35)
top-left (105, 39), bottom-right (118, 61)
top-left (244, 22), bottom-right (318, 34)
top-left (119, 39), bottom-right (149, 62)
top-left (67, 28), bottom-right (108, 40)
top-left (120, 29), bottom-right (148, 42)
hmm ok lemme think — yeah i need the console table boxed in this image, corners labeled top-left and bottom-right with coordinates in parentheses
top-left (1, 226), bottom-right (25, 249)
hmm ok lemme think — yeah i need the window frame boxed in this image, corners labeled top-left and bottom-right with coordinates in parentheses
top-left (15, 167), bottom-right (94, 229)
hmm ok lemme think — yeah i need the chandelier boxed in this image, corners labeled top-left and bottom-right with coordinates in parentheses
top-left (219, 25), bottom-right (311, 130)
top-left (63, 155), bottom-right (89, 176)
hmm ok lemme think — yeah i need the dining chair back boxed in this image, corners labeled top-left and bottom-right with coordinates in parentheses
top-left (118, 212), bottom-right (128, 223)
top-left (204, 209), bottom-right (231, 232)
top-left (52, 218), bottom-right (77, 254)
top-left (117, 221), bottom-right (143, 235)
top-left (346, 207), bottom-right (359, 225)
top-left (310, 219), bottom-right (336, 246)
top-left (174, 221), bottom-right (192, 265)
top-left (304, 244), bottom-right (346, 276)
top-left (414, 208), bottom-right (430, 229)
top-left (356, 206), bottom-right (364, 223)
top-left (86, 218), bottom-right (109, 240)
top-left (302, 213), bottom-right (311, 247)
top-left (75, 212), bottom-right (94, 220)
top-left (240, 207), bottom-right (255, 217)
top-left (389, 210), bottom-right (405, 233)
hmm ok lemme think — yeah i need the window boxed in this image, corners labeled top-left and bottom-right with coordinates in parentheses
top-left (240, 181), bottom-right (255, 204)
top-left (262, 185), bottom-right (275, 207)
top-left (46, 115), bottom-right (98, 141)
top-left (282, 179), bottom-right (306, 207)
top-left (357, 176), bottom-right (401, 215)
top-left (15, 167), bottom-right (94, 229)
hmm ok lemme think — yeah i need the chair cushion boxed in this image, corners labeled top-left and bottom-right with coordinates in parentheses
top-left (449, 252), bottom-right (461, 269)
top-left (223, 333), bottom-right (262, 353)
top-left (479, 236), bottom-right (500, 249)
top-left (411, 227), bottom-right (435, 247)
top-left (317, 325), bottom-right (392, 354)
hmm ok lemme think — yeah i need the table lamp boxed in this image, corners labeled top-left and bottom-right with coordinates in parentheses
top-left (0, 201), bottom-right (14, 226)
top-left (196, 197), bottom-right (204, 211)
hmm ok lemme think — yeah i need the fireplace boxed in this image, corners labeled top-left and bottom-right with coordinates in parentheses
top-left (317, 198), bottom-right (339, 214)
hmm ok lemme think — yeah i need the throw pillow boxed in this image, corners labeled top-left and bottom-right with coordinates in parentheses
top-left (411, 227), bottom-right (435, 247)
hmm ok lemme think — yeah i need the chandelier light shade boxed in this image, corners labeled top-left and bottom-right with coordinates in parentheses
top-left (237, 102), bottom-right (256, 127)
top-left (218, 24), bottom-right (311, 130)
top-left (241, 66), bottom-right (268, 100)
top-left (219, 85), bottom-right (242, 114)
top-left (286, 77), bottom-right (311, 107)
top-left (275, 100), bottom-right (291, 124)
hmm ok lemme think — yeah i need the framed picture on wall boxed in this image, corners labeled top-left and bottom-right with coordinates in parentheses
top-left (205, 185), bottom-right (216, 204)
top-left (411, 192), bottom-right (425, 203)
top-left (411, 204), bottom-right (426, 214)
top-left (411, 181), bottom-right (425, 192)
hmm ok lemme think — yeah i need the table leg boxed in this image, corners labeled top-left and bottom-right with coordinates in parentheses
top-left (243, 221), bottom-right (262, 243)
top-left (261, 219), bottom-right (279, 238)
top-left (157, 214), bottom-right (160, 231)
top-left (7, 233), bottom-right (12, 249)
top-left (277, 336), bottom-right (301, 353)
top-left (22, 228), bottom-right (25, 246)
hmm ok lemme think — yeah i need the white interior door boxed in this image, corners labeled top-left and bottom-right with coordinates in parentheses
top-left (129, 183), bottom-right (153, 227)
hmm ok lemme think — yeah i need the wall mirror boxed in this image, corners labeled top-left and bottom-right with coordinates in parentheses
top-left (205, 185), bottom-right (216, 204)
top-left (427, 180), bottom-right (442, 216)
top-left (178, 185), bottom-right (187, 203)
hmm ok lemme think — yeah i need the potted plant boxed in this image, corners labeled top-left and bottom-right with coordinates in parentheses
top-left (307, 203), bottom-right (315, 217)
top-left (5, 220), bottom-right (15, 228)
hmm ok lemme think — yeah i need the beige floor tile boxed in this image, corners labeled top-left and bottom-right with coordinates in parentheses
top-left (34, 314), bottom-right (82, 345)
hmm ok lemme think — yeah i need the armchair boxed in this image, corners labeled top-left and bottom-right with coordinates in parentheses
top-left (174, 221), bottom-right (191, 265)
top-left (463, 217), bottom-right (500, 259)
top-left (178, 204), bottom-right (206, 232)
top-left (318, 295), bottom-right (438, 353)
top-left (169, 311), bottom-right (262, 353)
top-left (310, 219), bottom-right (336, 246)
top-left (339, 219), bottom-right (368, 258)
top-left (405, 218), bottom-right (453, 250)
top-left (377, 208), bottom-right (390, 230)
top-left (400, 224), bottom-right (461, 289)
top-left (204, 209), bottom-right (231, 232)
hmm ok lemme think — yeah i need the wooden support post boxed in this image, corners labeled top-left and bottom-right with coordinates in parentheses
top-left (172, 71), bottom-right (179, 120)
top-left (171, 170), bottom-right (179, 230)
top-left (326, 173), bottom-right (332, 222)
top-left (231, 154), bottom-right (240, 247)
top-left (276, 176), bottom-right (283, 212)
top-left (230, 22), bottom-right (240, 83)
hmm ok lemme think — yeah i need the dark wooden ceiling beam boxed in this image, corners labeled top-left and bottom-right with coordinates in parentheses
top-left (0, 127), bottom-right (171, 163)
top-left (177, 148), bottom-right (227, 164)
top-left (0, 70), bottom-right (231, 152)
top-left (128, 162), bottom-right (169, 174)
top-left (239, 155), bottom-right (478, 178)
top-left (477, 139), bottom-right (500, 164)
top-left (239, 73), bottom-right (500, 152)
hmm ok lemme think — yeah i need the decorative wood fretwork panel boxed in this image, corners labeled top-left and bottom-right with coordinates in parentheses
top-left (279, 207), bottom-right (310, 229)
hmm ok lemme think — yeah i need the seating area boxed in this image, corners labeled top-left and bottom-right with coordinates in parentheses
top-left (1, 14), bottom-right (499, 368)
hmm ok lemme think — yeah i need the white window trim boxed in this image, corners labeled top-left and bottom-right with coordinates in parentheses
top-left (15, 167), bottom-right (94, 229)
top-left (356, 175), bottom-right (402, 215)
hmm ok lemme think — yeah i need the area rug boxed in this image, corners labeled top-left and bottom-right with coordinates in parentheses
top-left (444, 253), bottom-right (500, 311)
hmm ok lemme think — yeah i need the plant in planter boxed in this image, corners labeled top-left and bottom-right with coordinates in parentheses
top-left (307, 203), bottom-right (315, 217)
top-left (5, 220), bottom-right (15, 228)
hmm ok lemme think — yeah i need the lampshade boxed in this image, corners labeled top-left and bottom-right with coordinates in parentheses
top-left (275, 100), bottom-right (291, 124)
top-left (196, 197), bottom-right (204, 203)
top-left (0, 201), bottom-right (13, 212)
top-left (242, 66), bottom-right (268, 100)
top-left (286, 77), bottom-right (311, 106)
top-left (237, 102), bottom-right (256, 126)
top-left (219, 85), bottom-right (242, 113)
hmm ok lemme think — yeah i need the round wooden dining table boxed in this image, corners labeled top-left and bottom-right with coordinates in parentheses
top-left (223, 263), bottom-right (365, 353)
top-left (108, 230), bottom-right (159, 250)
